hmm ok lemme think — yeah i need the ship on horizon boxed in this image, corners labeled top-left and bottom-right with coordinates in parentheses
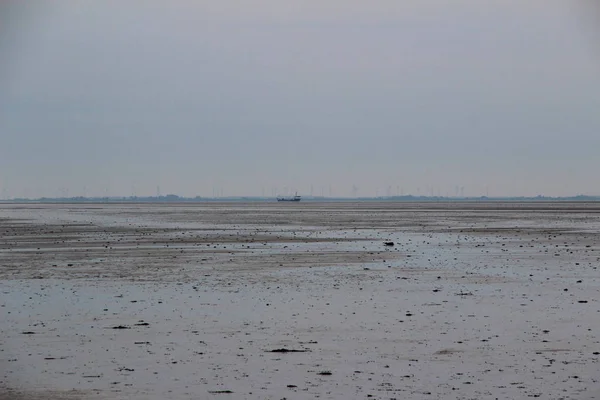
top-left (277, 192), bottom-right (301, 202)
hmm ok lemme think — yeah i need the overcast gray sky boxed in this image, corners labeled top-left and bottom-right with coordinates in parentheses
top-left (1, 1), bottom-right (599, 198)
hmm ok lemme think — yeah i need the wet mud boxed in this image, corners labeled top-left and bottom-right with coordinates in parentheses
top-left (1, 202), bottom-right (600, 399)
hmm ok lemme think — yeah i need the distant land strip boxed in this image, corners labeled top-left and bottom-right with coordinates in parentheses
top-left (2, 195), bottom-right (600, 203)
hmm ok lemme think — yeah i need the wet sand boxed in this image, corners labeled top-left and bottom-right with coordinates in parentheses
top-left (1, 202), bottom-right (600, 399)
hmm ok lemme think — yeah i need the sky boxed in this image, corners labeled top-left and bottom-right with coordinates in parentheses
top-left (1, 0), bottom-right (600, 198)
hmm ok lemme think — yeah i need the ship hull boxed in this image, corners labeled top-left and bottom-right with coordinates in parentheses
top-left (277, 192), bottom-right (301, 202)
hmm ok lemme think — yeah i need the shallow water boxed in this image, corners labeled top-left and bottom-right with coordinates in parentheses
top-left (2, 202), bottom-right (600, 399)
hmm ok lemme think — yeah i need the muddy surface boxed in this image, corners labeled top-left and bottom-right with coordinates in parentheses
top-left (1, 202), bottom-right (600, 399)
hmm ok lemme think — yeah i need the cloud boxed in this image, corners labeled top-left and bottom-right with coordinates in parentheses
top-left (0, 0), bottom-right (599, 197)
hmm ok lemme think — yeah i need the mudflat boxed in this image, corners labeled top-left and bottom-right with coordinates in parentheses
top-left (1, 202), bottom-right (600, 399)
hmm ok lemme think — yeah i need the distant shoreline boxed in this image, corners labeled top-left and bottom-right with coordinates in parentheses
top-left (1, 195), bottom-right (600, 204)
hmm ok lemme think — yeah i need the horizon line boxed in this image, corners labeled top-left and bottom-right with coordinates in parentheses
top-left (2, 194), bottom-right (600, 203)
